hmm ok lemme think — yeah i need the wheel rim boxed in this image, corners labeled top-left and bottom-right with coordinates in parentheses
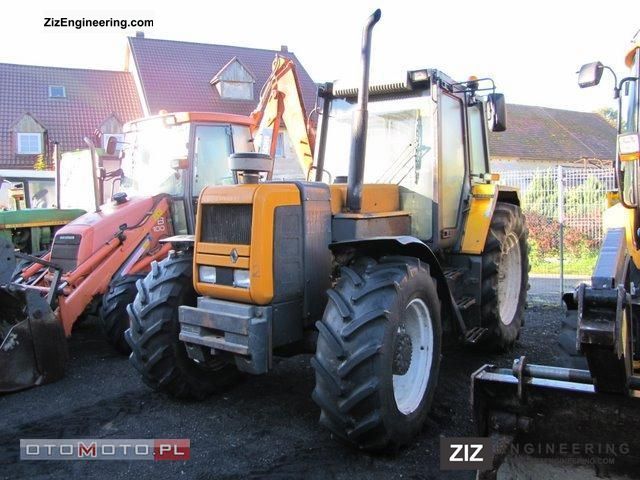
top-left (392, 297), bottom-right (434, 415)
top-left (497, 232), bottom-right (522, 325)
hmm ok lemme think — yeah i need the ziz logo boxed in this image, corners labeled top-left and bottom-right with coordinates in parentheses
top-left (440, 437), bottom-right (493, 470)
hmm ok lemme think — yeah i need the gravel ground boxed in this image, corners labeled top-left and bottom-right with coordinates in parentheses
top-left (0, 304), bottom-right (609, 479)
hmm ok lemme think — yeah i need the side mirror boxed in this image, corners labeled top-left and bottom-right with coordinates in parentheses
top-left (106, 136), bottom-right (118, 155)
top-left (578, 61), bottom-right (604, 88)
top-left (487, 93), bottom-right (507, 132)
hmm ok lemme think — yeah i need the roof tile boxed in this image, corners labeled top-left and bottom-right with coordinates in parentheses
top-left (128, 37), bottom-right (318, 116)
top-left (489, 104), bottom-right (616, 161)
top-left (0, 63), bottom-right (142, 167)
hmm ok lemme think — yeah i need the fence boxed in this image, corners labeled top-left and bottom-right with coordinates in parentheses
top-left (498, 166), bottom-right (616, 303)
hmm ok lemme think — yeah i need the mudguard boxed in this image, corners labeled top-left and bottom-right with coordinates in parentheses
top-left (329, 236), bottom-right (476, 340)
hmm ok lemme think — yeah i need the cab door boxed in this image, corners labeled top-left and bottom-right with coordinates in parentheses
top-left (437, 91), bottom-right (467, 249)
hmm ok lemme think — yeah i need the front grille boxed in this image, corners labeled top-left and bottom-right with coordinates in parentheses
top-left (200, 204), bottom-right (252, 245)
top-left (50, 234), bottom-right (82, 272)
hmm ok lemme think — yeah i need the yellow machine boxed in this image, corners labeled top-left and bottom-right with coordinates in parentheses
top-left (471, 37), bottom-right (640, 477)
top-left (127, 10), bottom-right (529, 451)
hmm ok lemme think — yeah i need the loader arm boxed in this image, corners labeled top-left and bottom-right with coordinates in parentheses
top-left (250, 55), bottom-right (315, 178)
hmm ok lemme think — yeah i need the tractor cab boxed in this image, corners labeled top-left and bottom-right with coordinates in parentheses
top-left (315, 70), bottom-right (507, 251)
top-left (119, 112), bottom-right (255, 234)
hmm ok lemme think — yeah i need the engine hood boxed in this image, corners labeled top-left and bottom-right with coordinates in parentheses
top-left (51, 195), bottom-right (158, 270)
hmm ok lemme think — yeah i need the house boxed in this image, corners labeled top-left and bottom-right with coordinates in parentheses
top-left (0, 35), bottom-right (318, 204)
top-left (125, 33), bottom-right (318, 178)
top-left (489, 104), bottom-right (616, 172)
top-left (0, 63), bottom-right (142, 206)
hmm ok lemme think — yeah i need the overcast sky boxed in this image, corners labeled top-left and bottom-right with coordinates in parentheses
top-left (1, 0), bottom-right (638, 113)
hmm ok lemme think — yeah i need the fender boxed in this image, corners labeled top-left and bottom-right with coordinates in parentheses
top-left (460, 184), bottom-right (521, 255)
top-left (329, 236), bottom-right (466, 335)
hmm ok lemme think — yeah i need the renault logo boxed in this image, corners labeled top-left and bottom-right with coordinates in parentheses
top-left (230, 248), bottom-right (239, 263)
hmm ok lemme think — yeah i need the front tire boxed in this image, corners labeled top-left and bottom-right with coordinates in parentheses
top-left (481, 202), bottom-right (529, 350)
top-left (125, 252), bottom-right (239, 400)
top-left (99, 274), bottom-right (145, 354)
top-left (312, 256), bottom-right (442, 451)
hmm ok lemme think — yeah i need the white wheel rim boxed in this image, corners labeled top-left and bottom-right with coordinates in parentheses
top-left (392, 298), bottom-right (434, 415)
top-left (497, 232), bottom-right (522, 325)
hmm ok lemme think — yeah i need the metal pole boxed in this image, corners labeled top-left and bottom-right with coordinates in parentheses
top-left (314, 84), bottom-right (332, 182)
top-left (53, 142), bottom-right (61, 208)
top-left (557, 165), bottom-right (564, 304)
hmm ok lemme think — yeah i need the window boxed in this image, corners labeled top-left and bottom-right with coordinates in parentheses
top-left (193, 125), bottom-right (233, 192)
top-left (321, 94), bottom-right (435, 240)
top-left (439, 93), bottom-right (465, 231)
top-left (275, 132), bottom-right (285, 157)
top-left (48, 86), bottom-right (66, 98)
top-left (17, 133), bottom-right (42, 154)
top-left (217, 81), bottom-right (254, 100)
top-left (103, 133), bottom-right (125, 152)
top-left (468, 104), bottom-right (488, 176)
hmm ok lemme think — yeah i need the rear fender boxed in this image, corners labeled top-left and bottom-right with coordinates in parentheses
top-left (460, 184), bottom-right (521, 255)
top-left (329, 236), bottom-right (462, 334)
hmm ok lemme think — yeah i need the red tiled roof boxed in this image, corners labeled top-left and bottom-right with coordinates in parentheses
top-left (489, 104), bottom-right (616, 161)
top-left (0, 63), bottom-right (142, 168)
top-left (128, 36), bottom-right (318, 117)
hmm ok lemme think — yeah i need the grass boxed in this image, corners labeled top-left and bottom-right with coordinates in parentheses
top-left (529, 251), bottom-right (599, 276)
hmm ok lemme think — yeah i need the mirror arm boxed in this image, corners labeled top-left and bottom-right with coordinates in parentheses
top-left (599, 66), bottom-right (619, 98)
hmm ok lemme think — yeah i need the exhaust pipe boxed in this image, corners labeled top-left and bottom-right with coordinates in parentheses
top-left (346, 8), bottom-right (381, 212)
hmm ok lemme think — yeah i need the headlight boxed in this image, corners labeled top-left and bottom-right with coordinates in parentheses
top-left (233, 269), bottom-right (250, 289)
top-left (619, 133), bottom-right (640, 156)
top-left (199, 265), bottom-right (216, 284)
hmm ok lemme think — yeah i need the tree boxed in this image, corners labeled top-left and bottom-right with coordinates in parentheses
top-left (522, 170), bottom-right (558, 218)
top-left (33, 154), bottom-right (47, 171)
top-left (595, 107), bottom-right (617, 128)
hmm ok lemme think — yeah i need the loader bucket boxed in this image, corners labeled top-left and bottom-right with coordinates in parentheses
top-left (471, 360), bottom-right (640, 479)
top-left (0, 288), bottom-right (68, 392)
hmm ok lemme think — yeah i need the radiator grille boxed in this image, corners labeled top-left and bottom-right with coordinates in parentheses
top-left (50, 234), bottom-right (81, 272)
top-left (200, 204), bottom-right (252, 245)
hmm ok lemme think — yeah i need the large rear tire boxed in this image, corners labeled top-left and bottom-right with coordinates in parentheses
top-left (125, 251), bottom-right (239, 400)
top-left (312, 256), bottom-right (442, 451)
top-left (481, 202), bottom-right (529, 351)
top-left (99, 274), bottom-right (145, 355)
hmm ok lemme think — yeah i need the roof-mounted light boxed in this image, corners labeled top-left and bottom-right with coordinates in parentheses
top-left (407, 69), bottom-right (430, 88)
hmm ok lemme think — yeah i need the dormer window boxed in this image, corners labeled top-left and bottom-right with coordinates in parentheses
top-left (48, 85), bottom-right (66, 98)
top-left (210, 57), bottom-right (255, 101)
top-left (17, 133), bottom-right (42, 154)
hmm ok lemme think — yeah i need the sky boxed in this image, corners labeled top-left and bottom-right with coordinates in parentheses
top-left (1, 0), bottom-right (638, 113)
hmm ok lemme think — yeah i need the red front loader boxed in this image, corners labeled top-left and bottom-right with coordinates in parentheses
top-left (0, 55), bottom-right (316, 393)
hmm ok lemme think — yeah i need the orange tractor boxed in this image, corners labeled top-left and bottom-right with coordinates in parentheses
top-left (0, 56), bottom-right (314, 392)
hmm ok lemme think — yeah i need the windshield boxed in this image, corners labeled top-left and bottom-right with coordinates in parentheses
top-left (321, 93), bottom-right (434, 189)
top-left (621, 49), bottom-right (639, 135)
top-left (320, 92), bottom-right (436, 240)
top-left (121, 119), bottom-right (189, 197)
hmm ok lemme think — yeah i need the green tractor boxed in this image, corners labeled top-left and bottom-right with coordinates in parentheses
top-left (0, 139), bottom-right (119, 254)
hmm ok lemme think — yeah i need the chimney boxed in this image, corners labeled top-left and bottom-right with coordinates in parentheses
top-left (280, 45), bottom-right (288, 53)
top-left (136, 31), bottom-right (145, 38)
